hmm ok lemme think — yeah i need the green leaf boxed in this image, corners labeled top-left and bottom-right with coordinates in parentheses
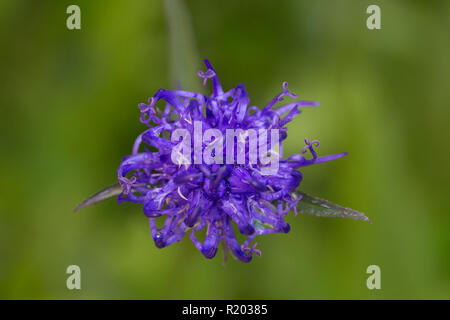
top-left (293, 191), bottom-right (371, 222)
top-left (73, 183), bottom-right (122, 212)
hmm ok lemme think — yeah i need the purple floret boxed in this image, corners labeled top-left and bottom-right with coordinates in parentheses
top-left (117, 59), bottom-right (346, 262)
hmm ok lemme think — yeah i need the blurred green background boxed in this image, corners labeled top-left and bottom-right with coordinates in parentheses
top-left (0, 0), bottom-right (449, 299)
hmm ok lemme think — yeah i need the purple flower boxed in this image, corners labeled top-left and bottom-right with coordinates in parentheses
top-left (117, 60), bottom-right (346, 262)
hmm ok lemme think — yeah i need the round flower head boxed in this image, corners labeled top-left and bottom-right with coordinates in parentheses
top-left (117, 60), bottom-right (347, 262)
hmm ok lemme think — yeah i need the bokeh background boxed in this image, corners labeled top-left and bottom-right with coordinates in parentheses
top-left (0, 0), bottom-right (449, 299)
